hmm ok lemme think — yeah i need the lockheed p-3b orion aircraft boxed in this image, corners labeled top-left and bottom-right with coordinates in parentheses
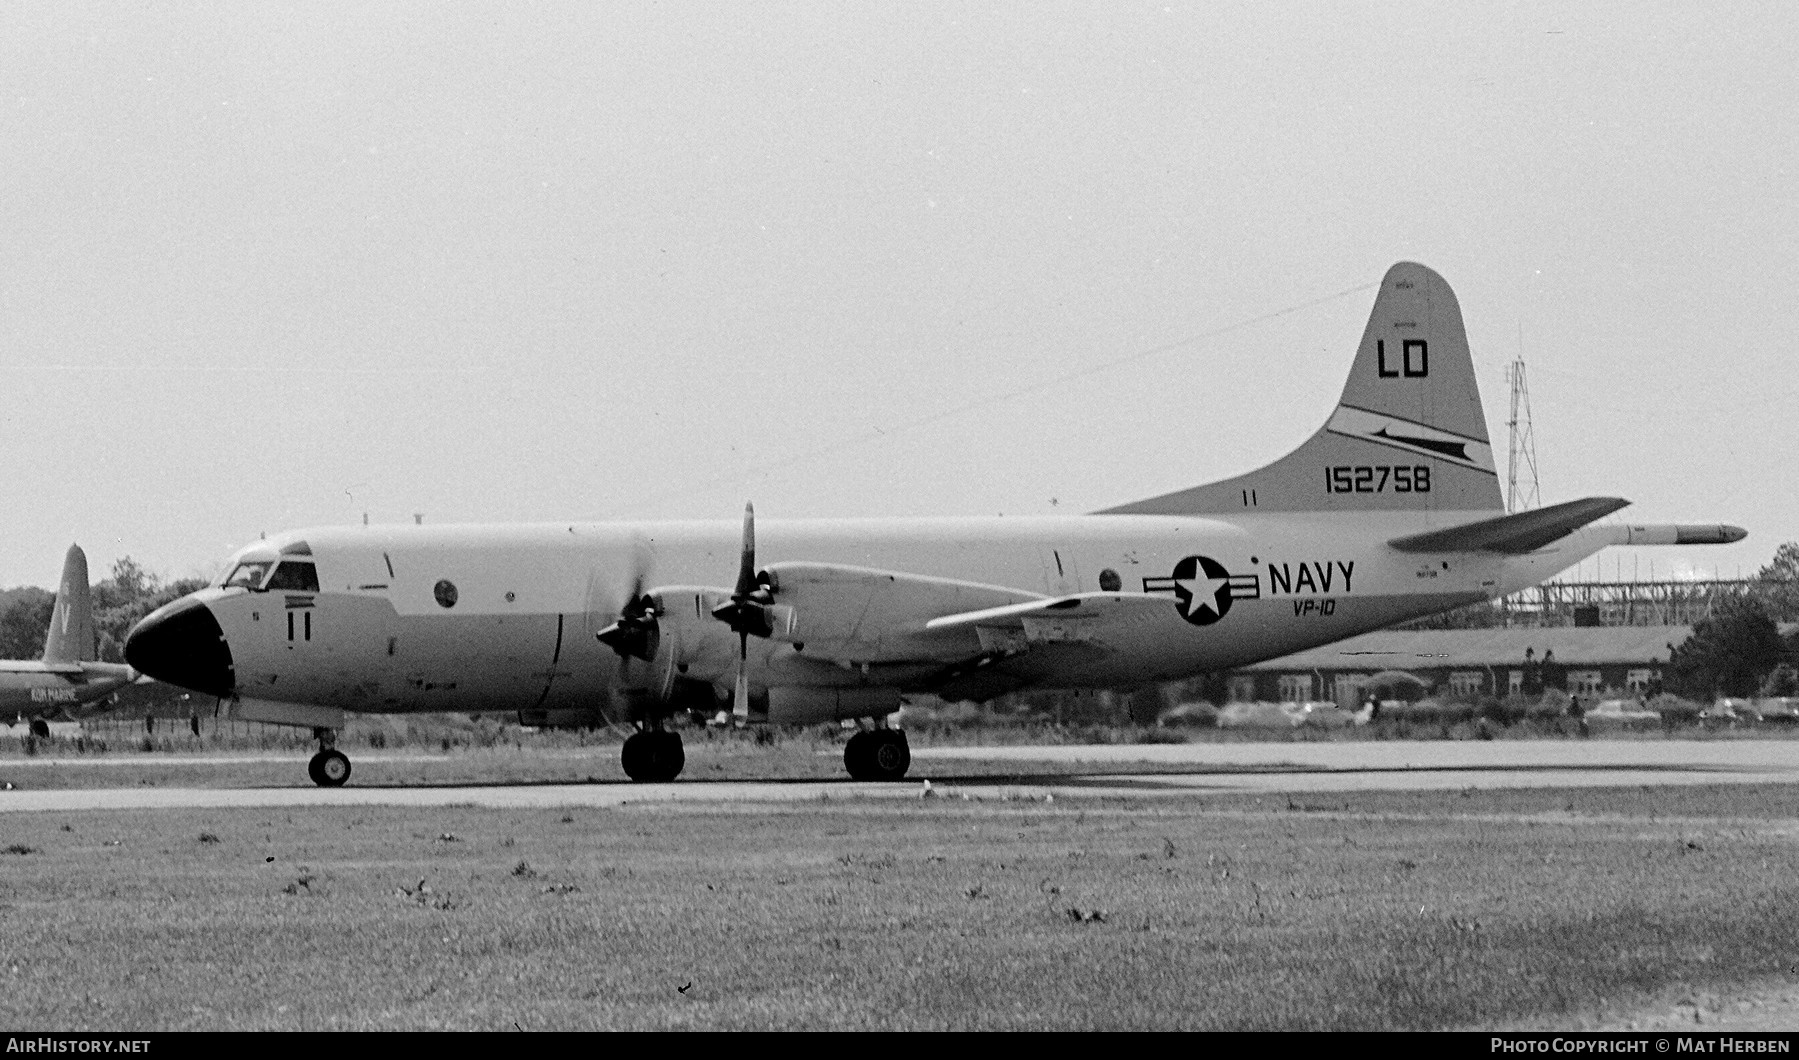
top-left (125, 263), bottom-right (1743, 787)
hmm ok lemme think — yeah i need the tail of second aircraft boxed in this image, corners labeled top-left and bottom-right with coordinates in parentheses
top-left (42, 544), bottom-right (96, 664)
top-left (1103, 261), bottom-right (1505, 517)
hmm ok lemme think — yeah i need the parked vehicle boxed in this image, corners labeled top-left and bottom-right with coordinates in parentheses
top-left (1217, 701), bottom-right (1306, 729)
top-left (1752, 698), bottom-right (1799, 724)
top-left (1156, 701), bottom-right (1220, 728)
top-left (1587, 698), bottom-right (1660, 730)
top-left (1293, 701), bottom-right (1358, 729)
top-left (1700, 698), bottom-right (1755, 727)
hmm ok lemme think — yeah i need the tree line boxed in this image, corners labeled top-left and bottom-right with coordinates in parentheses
top-left (1667, 540), bottom-right (1799, 699)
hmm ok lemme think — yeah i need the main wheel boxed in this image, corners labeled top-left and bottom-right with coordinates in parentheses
top-left (622, 730), bottom-right (684, 783)
top-left (843, 730), bottom-right (873, 780)
top-left (867, 730), bottom-right (910, 781)
top-left (648, 730), bottom-right (685, 782)
top-left (309, 749), bottom-right (351, 788)
top-left (621, 731), bottom-right (650, 780)
top-left (845, 730), bottom-right (910, 781)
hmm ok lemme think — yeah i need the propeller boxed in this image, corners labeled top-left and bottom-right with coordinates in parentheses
top-left (595, 537), bottom-right (660, 666)
top-left (595, 581), bottom-right (658, 662)
top-left (710, 502), bottom-right (775, 722)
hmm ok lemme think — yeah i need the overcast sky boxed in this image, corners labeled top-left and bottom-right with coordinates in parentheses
top-left (1, 1), bottom-right (1792, 589)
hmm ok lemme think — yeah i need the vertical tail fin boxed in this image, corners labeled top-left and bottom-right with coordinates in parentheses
top-left (1103, 262), bottom-right (1504, 515)
top-left (42, 544), bottom-right (96, 664)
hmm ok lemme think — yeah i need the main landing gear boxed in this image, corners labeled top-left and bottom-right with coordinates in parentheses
top-left (844, 728), bottom-right (910, 782)
top-left (621, 723), bottom-right (684, 783)
top-left (307, 727), bottom-right (351, 788)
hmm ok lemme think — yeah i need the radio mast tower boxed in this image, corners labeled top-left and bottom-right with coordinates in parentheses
top-left (1505, 355), bottom-right (1541, 513)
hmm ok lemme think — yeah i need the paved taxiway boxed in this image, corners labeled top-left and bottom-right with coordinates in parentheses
top-left (4, 739), bottom-right (1798, 812)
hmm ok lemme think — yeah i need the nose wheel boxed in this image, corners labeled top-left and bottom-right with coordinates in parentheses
top-left (307, 728), bottom-right (351, 787)
top-left (621, 727), bottom-right (684, 783)
top-left (845, 729), bottom-right (910, 781)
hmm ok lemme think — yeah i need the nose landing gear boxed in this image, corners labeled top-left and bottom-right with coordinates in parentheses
top-left (307, 727), bottom-right (351, 787)
top-left (844, 728), bottom-right (910, 781)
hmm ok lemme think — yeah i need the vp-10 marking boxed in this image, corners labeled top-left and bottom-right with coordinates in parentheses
top-left (124, 263), bottom-right (1744, 786)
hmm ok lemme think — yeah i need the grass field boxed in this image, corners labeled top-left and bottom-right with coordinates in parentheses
top-left (5, 783), bottom-right (1799, 1030)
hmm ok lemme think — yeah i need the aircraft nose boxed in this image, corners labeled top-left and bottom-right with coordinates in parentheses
top-left (125, 596), bottom-right (235, 698)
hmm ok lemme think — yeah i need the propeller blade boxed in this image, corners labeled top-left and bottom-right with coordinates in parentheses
top-left (732, 633), bottom-right (750, 721)
top-left (596, 545), bottom-right (660, 663)
top-left (712, 501), bottom-right (776, 638)
top-left (732, 502), bottom-right (758, 599)
top-left (710, 501), bottom-right (773, 723)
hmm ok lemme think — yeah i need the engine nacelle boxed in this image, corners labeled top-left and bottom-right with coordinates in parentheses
top-left (766, 686), bottom-right (901, 726)
top-left (631, 586), bottom-right (743, 689)
top-left (608, 585), bottom-right (893, 724)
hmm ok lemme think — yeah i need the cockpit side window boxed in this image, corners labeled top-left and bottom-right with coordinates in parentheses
top-left (265, 561), bottom-right (321, 593)
top-left (221, 561), bottom-right (275, 590)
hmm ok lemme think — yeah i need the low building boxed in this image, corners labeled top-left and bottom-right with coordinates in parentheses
top-left (1228, 625), bottom-right (1693, 705)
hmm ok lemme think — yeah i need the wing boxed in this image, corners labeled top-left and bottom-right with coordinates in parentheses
top-left (921, 592), bottom-right (1178, 701)
top-left (761, 564), bottom-right (1176, 701)
top-left (921, 591), bottom-right (1175, 635)
top-left (760, 562), bottom-right (1044, 662)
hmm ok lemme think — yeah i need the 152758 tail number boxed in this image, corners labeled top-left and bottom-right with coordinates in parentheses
top-left (1325, 465), bottom-right (1431, 493)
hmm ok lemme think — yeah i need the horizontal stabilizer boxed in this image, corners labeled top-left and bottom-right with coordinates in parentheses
top-left (1387, 497), bottom-right (1631, 554)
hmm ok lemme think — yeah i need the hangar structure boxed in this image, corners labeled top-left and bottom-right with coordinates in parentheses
top-left (1226, 625), bottom-right (1693, 706)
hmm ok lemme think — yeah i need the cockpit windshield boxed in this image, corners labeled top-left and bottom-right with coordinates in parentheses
top-left (221, 560), bottom-right (275, 590)
top-left (266, 561), bottom-right (320, 592)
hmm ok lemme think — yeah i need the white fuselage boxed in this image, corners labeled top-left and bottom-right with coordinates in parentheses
top-left (182, 511), bottom-right (1614, 723)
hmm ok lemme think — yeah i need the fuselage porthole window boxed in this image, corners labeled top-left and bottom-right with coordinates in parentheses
top-left (266, 561), bottom-right (321, 593)
top-left (434, 579), bottom-right (458, 608)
